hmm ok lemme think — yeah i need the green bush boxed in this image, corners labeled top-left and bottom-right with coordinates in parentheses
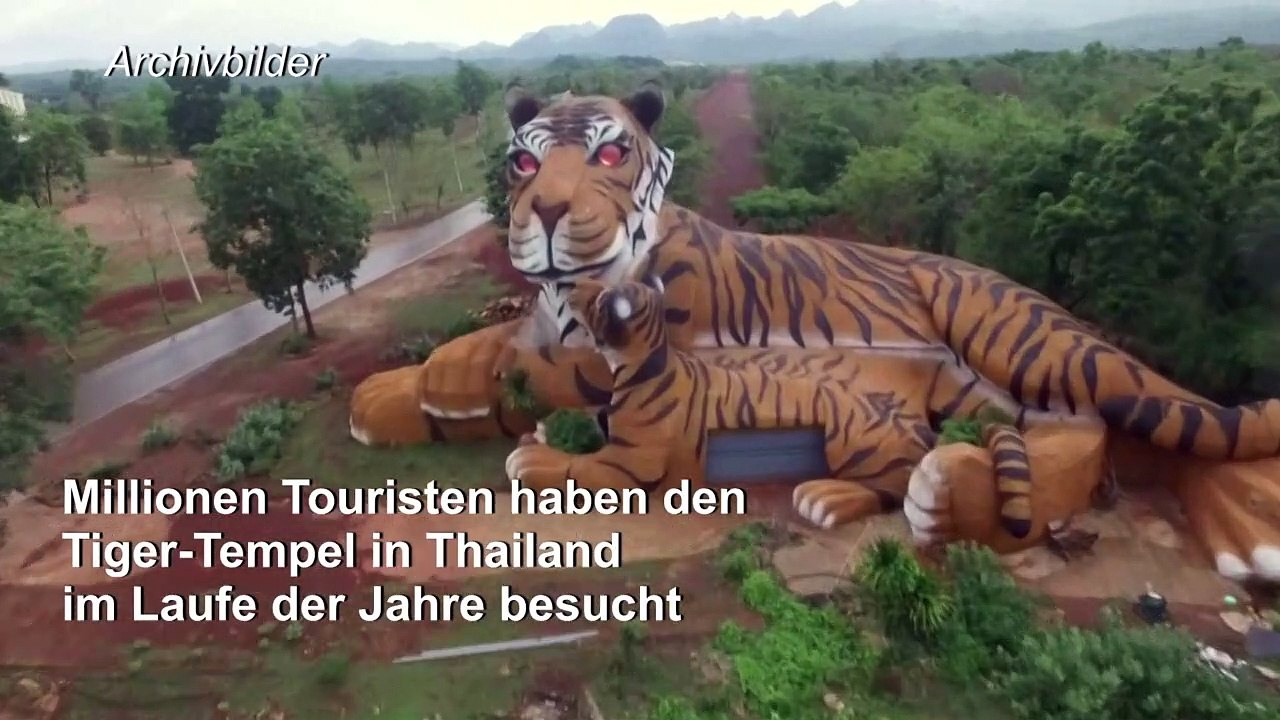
top-left (855, 539), bottom-right (953, 643)
top-left (937, 407), bottom-right (1017, 447)
top-left (313, 367), bottom-right (338, 392)
top-left (502, 367), bottom-right (547, 417)
top-left (314, 650), bottom-right (351, 688)
top-left (936, 543), bottom-right (1039, 680)
top-left (542, 408), bottom-right (605, 454)
top-left (214, 400), bottom-right (302, 483)
top-left (140, 420), bottom-right (178, 452)
top-left (998, 624), bottom-right (1276, 720)
top-left (84, 459), bottom-right (128, 479)
top-left (715, 571), bottom-right (879, 720)
top-left (279, 333), bottom-right (312, 357)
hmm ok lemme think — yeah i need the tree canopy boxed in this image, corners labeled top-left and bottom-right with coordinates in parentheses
top-left (194, 115), bottom-right (372, 338)
top-left (0, 201), bottom-right (104, 482)
top-left (741, 44), bottom-right (1280, 401)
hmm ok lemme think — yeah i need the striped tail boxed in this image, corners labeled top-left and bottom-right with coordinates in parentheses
top-left (983, 424), bottom-right (1034, 538)
top-left (912, 260), bottom-right (1280, 463)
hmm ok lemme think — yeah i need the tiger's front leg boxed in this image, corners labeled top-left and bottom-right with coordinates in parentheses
top-left (505, 437), bottom-right (670, 492)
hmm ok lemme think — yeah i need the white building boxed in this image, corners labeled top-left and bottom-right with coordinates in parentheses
top-left (0, 88), bottom-right (26, 118)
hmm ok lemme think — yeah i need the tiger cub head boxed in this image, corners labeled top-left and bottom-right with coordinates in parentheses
top-left (567, 276), bottom-right (668, 378)
top-left (502, 82), bottom-right (675, 285)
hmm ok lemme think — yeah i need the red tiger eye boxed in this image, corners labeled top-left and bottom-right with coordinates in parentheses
top-left (596, 143), bottom-right (624, 167)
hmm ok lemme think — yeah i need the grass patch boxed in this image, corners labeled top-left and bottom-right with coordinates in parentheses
top-left (140, 419), bottom-right (179, 452)
top-left (273, 398), bottom-right (511, 490)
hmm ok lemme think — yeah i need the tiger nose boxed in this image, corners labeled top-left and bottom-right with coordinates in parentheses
top-left (532, 197), bottom-right (569, 239)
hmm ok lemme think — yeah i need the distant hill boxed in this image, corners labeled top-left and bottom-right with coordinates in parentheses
top-left (7, 0), bottom-right (1280, 94)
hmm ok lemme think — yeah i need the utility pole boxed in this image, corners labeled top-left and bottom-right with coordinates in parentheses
top-left (163, 207), bottom-right (202, 305)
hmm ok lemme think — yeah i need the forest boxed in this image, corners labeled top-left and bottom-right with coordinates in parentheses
top-left (734, 39), bottom-right (1280, 405)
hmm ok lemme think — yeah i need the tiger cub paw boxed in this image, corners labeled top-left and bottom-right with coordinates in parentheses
top-left (793, 480), bottom-right (881, 530)
top-left (504, 442), bottom-right (574, 491)
top-left (904, 452), bottom-right (958, 547)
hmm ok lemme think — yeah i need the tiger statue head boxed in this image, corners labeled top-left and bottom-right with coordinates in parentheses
top-left (566, 276), bottom-right (669, 381)
top-left (503, 82), bottom-right (676, 346)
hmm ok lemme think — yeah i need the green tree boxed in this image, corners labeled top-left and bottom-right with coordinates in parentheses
top-left (0, 202), bottom-right (105, 483)
top-left (730, 186), bottom-right (835, 233)
top-left (69, 69), bottom-right (106, 111)
top-left (831, 146), bottom-right (928, 243)
top-left (194, 118), bottom-right (372, 339)
top-left (114, 92), bottom-right (170, 168)
top-left (0, 109), bottom-right (34, 203)
top-left (454, 62), bottom-right (496, 116)
top-left (79, 115), bottom-right (112, 155)
top-left (654, 99), bottom-right (708, 209)
top-left (22, 109), bottom-right (89, 206)
top-left (1033, 83), bottom-right (1280, 400)
top-left (483, 142), bottom-right (509, 229)
top-left (164, 75), bottom-right (230, 155)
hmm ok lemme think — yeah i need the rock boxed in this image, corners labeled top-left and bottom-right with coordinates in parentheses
top-left (823, 693), bottom-right (845, 713)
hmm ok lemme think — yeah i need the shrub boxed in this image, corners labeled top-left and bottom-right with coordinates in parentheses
top-left (313, 367), bottom-right (338, 392)
top-left (542, 408), bottom-right (605, 454)
top-left (936, 543), bottom-right (1039, 680)
top-left (502, 367), bottom-right (548, 418)
top-left (140, 420), bottom-right (178, 452)
top-left (279, 333), bottom-right (312, 357)
top-left (716, 571), bottom-right (879, 719)
top-left (84, 459), bottom-right (128, 479)
top-left (214, 400), bottom-right (302, 483)
top-left (998, 624), bottom-right (1276, 720)
top-left (314, 650), bottom-right (351, 688)
top-left (937, 407), bottom-right (1017, 447)
top-left (855, 539), bottom-right (953, 643)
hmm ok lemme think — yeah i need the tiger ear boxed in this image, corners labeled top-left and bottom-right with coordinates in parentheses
top-left (622, 80), bottom-right (665, 133)
top-left (504, 83), bottom-right (543, 130)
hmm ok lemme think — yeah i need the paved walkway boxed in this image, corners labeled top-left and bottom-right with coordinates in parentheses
top-left (70, 201), bottom-right (490, 427)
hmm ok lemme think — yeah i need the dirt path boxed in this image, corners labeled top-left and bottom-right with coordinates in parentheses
top-left (693, 70), bottom-right (766, 227)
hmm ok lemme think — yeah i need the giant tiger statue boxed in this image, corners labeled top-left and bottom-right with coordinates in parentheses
top-left (350, 81), bottom-right (1280, 583)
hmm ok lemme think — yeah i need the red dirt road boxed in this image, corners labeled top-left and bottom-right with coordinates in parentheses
top-left (694, 71), bottom-right (766, 227)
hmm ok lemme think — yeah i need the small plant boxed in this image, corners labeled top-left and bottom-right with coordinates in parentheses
top-left (279, 333), bottom-right (312, 357)
top-left (502, 367), bottom-right (548, 417)
top-left (937, 406), bottom-right (1017, 447)
top-left (84, 459), bottom-right (128, 479)
top-left (441, 313), bottom-right (486, 341)
top-left (855, 538), bottom-right (953, 643)
top-left (284, 621), bottom-right (305, 643)
top-left (313, 367), bottom-right (338, 392)
top-left (542, 408), bottom-right (605, 454)
top-left (140, 420), bottom-right (178, 452)
top-left (315, 650), bottom-right (351, 688)
top-left (715, 521), bottom-right (773, 583)
top-left (256, 621), bottom-right (278, 638)
top-left (715, 571), bottom-right (880, 719)
top-left (214, 400), bottom-right (302, 483)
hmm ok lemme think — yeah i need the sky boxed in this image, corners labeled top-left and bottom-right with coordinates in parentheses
top-left (0, 0), bottom-right (844, 67)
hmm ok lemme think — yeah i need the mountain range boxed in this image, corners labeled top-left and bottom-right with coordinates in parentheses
top-left (293, 1), bottom-right (1280, 66)
top-left (5, 0), bottom-right (1280, 78)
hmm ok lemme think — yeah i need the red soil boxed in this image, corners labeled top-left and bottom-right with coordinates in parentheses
top-left (693, 71), bottom-right (767, 227)
top-left (85, 274), bottom-right (232, 329)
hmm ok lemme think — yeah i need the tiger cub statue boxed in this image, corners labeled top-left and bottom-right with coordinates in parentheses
top-left (505, 277), bottom-right (1049, 537)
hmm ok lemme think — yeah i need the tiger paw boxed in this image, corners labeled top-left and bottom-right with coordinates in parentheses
top-left (1177, 458), bottom-right (1280, 583)
top-left (349, 365), bottom-right (431, 446)
top-left (505, 443), bottom-right (574, 490)
top-left (418, 321), bottom-right (519, 420)
top-left (793, 480), bottom-right (881, 530)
